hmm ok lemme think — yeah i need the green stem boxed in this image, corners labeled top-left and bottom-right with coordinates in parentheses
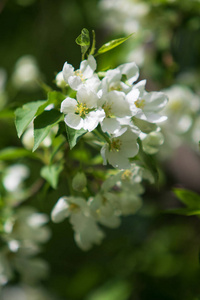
top-left (93, 127), bottom-right (110, 144)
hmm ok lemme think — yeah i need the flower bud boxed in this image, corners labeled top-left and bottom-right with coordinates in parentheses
top-left (72, 172), bottom-right (87, 192)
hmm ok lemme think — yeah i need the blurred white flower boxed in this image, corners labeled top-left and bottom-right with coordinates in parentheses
top-left (0, 207), bottom-right (50, 287)
top-left (160, 85), bottom-right (200, 155)
top-left (99, 0), bottom-right (149, 34)
top-left (1, 284), bottom-right (54, 300)
top-left (101, 129), bottom-right (139, 169)
top-left (3, 164), bottom-right (29, 193)
top-left (12, 55), bottom-right (41, 90)
top-left (51, 196), bottom-right (105, 250)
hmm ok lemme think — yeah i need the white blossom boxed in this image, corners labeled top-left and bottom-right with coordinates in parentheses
top-left (98, 90), bottom-right (133, 134)
top-left (62, 55), bottom-right (99, 91)
top-left (61, 86), bottom-right (105, 131)
top-left (51, 196), bottom-right (105, 250)
top-left (101, 129), bottom-right (139, 169)
top-left (101, 62), bottom-right (139, 94)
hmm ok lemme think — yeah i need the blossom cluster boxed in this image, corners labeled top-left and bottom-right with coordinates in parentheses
top-left (0, 164), bottom-right (50, 289)
top-left (51, 164), bottom-right (152, 251)
top-left (0, 207), bottom-right (50, 288)
top-left (51, 54), bottom-right (169, 250)
top-left (58, 55), bottom-right (168, 170)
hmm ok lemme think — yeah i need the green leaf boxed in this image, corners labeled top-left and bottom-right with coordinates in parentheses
top-left (40, 164), bottom-right (63, 189)
top-left (33, 110), bottom-right (63, 152)
top-left (96, 33), bottom-right (134, 56)
top-left (15, 100), bottom-right (46, 138)
top-left (173, 188), bottom-right (200, 209)
top-left (36, 91), bottom-right (66, 116)
top-left (132, 117), bottom-right (157, 134)
top-left (66, 126), bottom-right (87, 150)
top-left (76, 28), bottom-right (90, 59)
top-left (165, 208), bottom-right (200, 216)
top-left (0, 147), bottom-right (39, 160)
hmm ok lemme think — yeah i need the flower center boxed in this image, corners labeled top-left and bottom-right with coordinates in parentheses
top-left (135, 99), bottom-right (145, 109)
top-left (110, 138), bottom-right (122, 152)
top-left (74, 70), bottom-right (85, 81)
top-left (69, 203), bottom-right (79, 212)
top-left (121, 169), bottom-right (132, 180)
top-left (109, 82), bottom-right (122, 91)
top-left (103, 103), bottom-right (113, 118)
top-left (75, 102), bottom-right (89, 118)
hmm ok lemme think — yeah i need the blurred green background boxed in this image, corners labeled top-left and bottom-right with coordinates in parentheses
top-left (1, 0), bottom-right (200, 299)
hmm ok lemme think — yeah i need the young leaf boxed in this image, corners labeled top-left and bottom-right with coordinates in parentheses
top-left (33, 109), bottom-right (63, 152)
top-left (165, 208), bottom-right (200, 216)
top-left (173, 188), bottom-right (200, 209)
top-left (40, 164), bottom-right (63, 189)
top-left (15, 100), bottom-right (46, 138)
top-left (76, 28), bottom-right (90, 60)
top-left (95, 33), bottom-right (134, 56)
top-left (65, 125), bottom-right (87, 149)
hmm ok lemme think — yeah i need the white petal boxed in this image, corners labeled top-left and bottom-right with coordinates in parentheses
top-left (83, 109), bottom-right (105, 131)
top-left (107, 151), bottom-right (131, 169)
top-left (119, 62), bottom-right (139, 84)
top-left (101, 118), bottom-right (121, 134)
top-left (144, 112), bottom-right (168, 123)
top-left (70, 213), bottom-right (104, 251)
top-left (109, 91), bottom-right (132, 117)
top-left (80, 55), bottom-right (96, 79)
top-left (61, 98), bottom-right (77, 114)
top-left (126, 88), bottom-right (140, 103)
top-left (62, 62), bottom-right (74, 83)
top-left (68, 75), bottom-right (82, 91)
top-left (64, 113), bottom-right (84, 130)
top-left (76, 86), bottom-right (98, 108)
top-left (144, 92), bottom-right (168, 112)
top-left (51, 197), bottom-right (70, 223)
top-left (121, 139), bottom-right (139, 158)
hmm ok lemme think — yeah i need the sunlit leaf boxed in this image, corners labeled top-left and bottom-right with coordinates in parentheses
top-left (173, 188), bottom-right (200, 209)
top-left (76, 28), bottom-right (90, 59)
top-left (15, 100), bottom-right (46, 138)
top-left (96, 33), bottom-right (133, 56)
top-left (165, 208), bottom-right (200, 216)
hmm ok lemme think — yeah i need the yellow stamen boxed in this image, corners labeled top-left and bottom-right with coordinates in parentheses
top-left (135, 99), bottom-right (145, 109)
top-left (121, 169), bottom-right (132, 180)
top-left (74, 70), bottom-right (85, 81)
top-left (109, 82), bottom-right (122, 91)
top-left (69, 203), bottom-right (79, 212)
top-left (103, 103), bottom-right (113, 118)
top-left (75, 102), bottom-right (89, 118)
top-left (110, 138), bottom-right (122, 152)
